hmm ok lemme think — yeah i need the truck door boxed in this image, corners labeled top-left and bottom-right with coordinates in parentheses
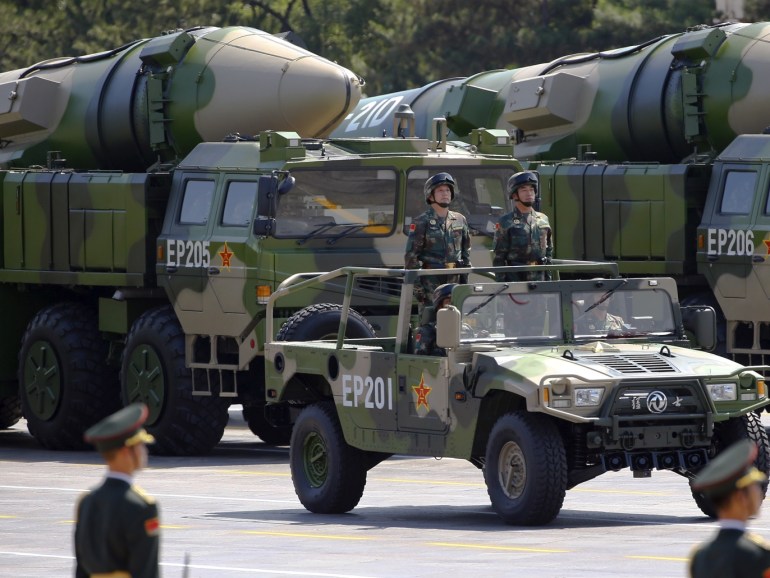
top-left (700, 164), bottom-right (770, 323)
top-left (396, 357), bottom-right (450, 433)
top-left (160, 173), bottom-right (217, 320)
top-left (202, 177), bottom-right (259, 337)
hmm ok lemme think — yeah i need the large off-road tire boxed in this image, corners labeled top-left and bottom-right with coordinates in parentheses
top-left (0, 393), bottom-right (22, 429)
top-left (18, 303), bottom-right (120, 450)
top-left (243, 402), bottom-right (292, 445)
top-left (290, 402), bottom-right (367, 514)
top-left (484, 411), bottom-right (567, 525)
top-left (121, 305), bottom-right (229, 456)
top-left (276, 303), bottom-right (376, 341)
top-left (690, 412), bottom-right (770, 517)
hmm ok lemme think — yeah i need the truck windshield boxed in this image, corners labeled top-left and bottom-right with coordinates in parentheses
top-left (405, 167), bottom-right (511, 237)
top-left (572, 289), bottom-right (676, 338)
top-left (273, 168), bottom-right (397, 238)
top-left (460, 291), bottom-right (563, 340)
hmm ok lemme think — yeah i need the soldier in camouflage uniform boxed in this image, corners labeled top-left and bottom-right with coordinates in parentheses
top-left (75, 403), bottom-right (160, 578)
top-left (413, 284), bottom-right (454, 355)
top-left (688, 439), bottom-right (770, 578)
top-left (493, 171), bottom-right (552, 281)
top-left (405, 173), bottom-right (471, 304)
top-left (573, 294), bottom-right (627, 334)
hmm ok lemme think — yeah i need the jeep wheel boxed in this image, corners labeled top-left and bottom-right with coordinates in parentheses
top-left (290, 402), bottom-right (366, 513)
top-left (484, 411), bottom-right (567, 525)
top-left (121, 305), bottom-right (229, 456)
top-left (243, 402), bottom-right (292, 445)
top-left (0, 394), bottom-right (21, 429)
top-left (18, 303), bottom-right (120, 450)
top-left (276, 303), bottom-right (376, 341)
top-left (690, 412), bottom-right (770, 517)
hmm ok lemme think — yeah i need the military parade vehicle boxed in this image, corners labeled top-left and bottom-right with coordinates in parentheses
top-left (333, 20), bottom-right (770, 368)
top-left (263, 262), bottom-right (770, 525)
top-left (0, 25), bottom-right (522, 453)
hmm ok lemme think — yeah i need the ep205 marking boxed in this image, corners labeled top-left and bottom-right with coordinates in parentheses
top-left (166, 239), bottom-right (211, 267)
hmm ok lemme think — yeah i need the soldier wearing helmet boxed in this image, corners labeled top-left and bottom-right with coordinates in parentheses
top-left (405, 172), bottom-right (471, 304)
top-left (493, 171), bottom-right (553, 281)
top-left (412, 283), bottom-right (455, 356)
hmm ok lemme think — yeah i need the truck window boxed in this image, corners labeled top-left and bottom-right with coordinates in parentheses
top-left (719, 171), bottom-right (756, 215)
top-left (405, 167), bottom-right (509, 235)
top-left (273, 168), bottom-right (397, 237)
top-left (222, 181), bottom-right (258, 227)
top-left (179, 180), bottom-right (215, 225)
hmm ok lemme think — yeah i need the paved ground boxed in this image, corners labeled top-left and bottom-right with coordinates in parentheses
top-left (2, 408), bottom-right (770, 577)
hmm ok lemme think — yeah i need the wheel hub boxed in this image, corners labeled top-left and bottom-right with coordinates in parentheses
top-left (498, 440), bottom-right (526, 499)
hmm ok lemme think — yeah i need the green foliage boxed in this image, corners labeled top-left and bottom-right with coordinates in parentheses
top-left (0, 0), bottom-right (738, 94)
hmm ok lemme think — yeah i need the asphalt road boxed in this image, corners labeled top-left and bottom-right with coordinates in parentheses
top-left (3, 408), bottom-right (770, 578)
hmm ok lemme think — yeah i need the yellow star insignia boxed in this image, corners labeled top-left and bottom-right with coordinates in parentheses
top-left (412, 373), bottom-right (432, 411)
top-left (764, 239), bottom-right (770, 255)
top-left (219, 241), bottom-right (233, 269)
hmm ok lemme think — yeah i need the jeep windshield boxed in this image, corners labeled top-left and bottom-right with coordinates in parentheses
top-left (572, 288), bottom-right (676, 338)
top-left (459, 291), bottom-right (563, 342)
top-left (456, 284), bottom-right (677, 343)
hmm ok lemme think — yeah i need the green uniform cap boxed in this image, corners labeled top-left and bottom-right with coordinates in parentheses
top-left (692, 439), bottom-right (767, 499)
top-left (84, 403), bottom-right (155, 452)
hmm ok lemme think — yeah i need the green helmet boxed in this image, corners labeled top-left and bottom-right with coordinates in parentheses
top-left (433, 283), bottom-right (456, 309)
top-left (507, 171), bottom-right (538, 198)
top-left (424, 172), bottom-right (456, 204)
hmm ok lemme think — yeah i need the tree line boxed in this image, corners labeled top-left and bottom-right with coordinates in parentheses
top-left (1, 0), bottom-right (768, 96)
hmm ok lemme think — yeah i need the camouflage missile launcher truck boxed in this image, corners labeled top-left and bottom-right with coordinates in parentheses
top-left (0, 125), bottom-right (522, 455)
top-left (333, 21), bottom-right (770, 368)
top-left (264, 262), bottom-right (770, 525)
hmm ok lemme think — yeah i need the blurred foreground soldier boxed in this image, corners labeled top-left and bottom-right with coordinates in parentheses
top-left (405, 172), bottom-right (470, 304)
top-left (493, 171), bottom-right (552, 281)
top-left (75, 403), bottom-right (160, 578)
top-left (413, 283), bottom-right (455, 356)
top-left (688, 439), bottom-right (770, 578)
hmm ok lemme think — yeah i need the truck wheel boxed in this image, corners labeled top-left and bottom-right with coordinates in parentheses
top-left (690, 412), bottom-right (770, 517)
top-left (243, 402), bottom-right (292, 445)
top-left (290, 402), bottom-right (367, 514)
top-left (18, 303), bottom-right (120, 450)
top-left (484, 411), bottom-right (567, 525)
top-left (0, 394), bottom-right (22, 429)
top-left (276, 303), bottom-right (376, 341)
top-left (121, 305), bottom-right (229, 456)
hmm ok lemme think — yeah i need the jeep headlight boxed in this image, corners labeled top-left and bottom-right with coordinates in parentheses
top-left (707, 383), bottom-right (737, 401)
top-left (574, 388), bottom-right (603, 407)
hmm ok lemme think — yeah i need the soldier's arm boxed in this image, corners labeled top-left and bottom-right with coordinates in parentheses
top-left (492, 222), bottom-right (508, 266)
top-left (405, 219), bottom-right (427, 269)
top-left (127, 502), bottom-right (160, 578)
top-left (542, 215), bottom-right (553, 259)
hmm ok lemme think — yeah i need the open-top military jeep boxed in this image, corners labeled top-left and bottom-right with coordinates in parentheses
top-left (264, 262), bottom-right (770, 525)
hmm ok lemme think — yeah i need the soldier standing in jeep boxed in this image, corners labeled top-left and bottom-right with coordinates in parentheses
top-left (405, 172), bottom-right (470, 304)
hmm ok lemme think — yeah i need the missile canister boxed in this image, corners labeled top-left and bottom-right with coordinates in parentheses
top-left (0, 26), bottom-right (363, 171)
top-left (332, 21), bottom-right (770, 163)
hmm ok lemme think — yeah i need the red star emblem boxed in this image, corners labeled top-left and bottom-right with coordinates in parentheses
top-left (764, 239), bottom-right (770, 255)
top-left (219, 241), bottom-right (233, 269)
top-left (412, 373), bottom-right (432, 410)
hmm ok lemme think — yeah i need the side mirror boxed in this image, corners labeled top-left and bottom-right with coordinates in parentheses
top-left (681, 305), bottom-right (717, 351)
top-left (256, 174), bottom-right (295, 218)
top-left (436, 305), bottom-right (461, 350)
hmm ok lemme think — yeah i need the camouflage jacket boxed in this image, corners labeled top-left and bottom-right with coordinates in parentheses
top-left (575, 311), bottom-right (626, 333)
top-left (492, 207), bottom-right (552, 266)
top-left (404, 207), bottom-right (471, 270)
top-left (412, 321), bottom-right (446, 356)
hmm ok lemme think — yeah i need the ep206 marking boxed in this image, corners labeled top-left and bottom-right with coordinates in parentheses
top-left (706, 228), bottom-right (754, 256)
top-left (342, 374), bottom-right (394, 410)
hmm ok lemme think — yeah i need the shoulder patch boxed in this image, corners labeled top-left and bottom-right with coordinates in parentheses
top-left (409, 223), bottom-right (416, 232)
top-left (145, 516), bottom-right (160, 536)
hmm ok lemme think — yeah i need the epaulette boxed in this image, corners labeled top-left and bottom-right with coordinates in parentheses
top-left (746, 532), bottom-right (770, 549)
top-left (131, 484), bottom-right (157, 505)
